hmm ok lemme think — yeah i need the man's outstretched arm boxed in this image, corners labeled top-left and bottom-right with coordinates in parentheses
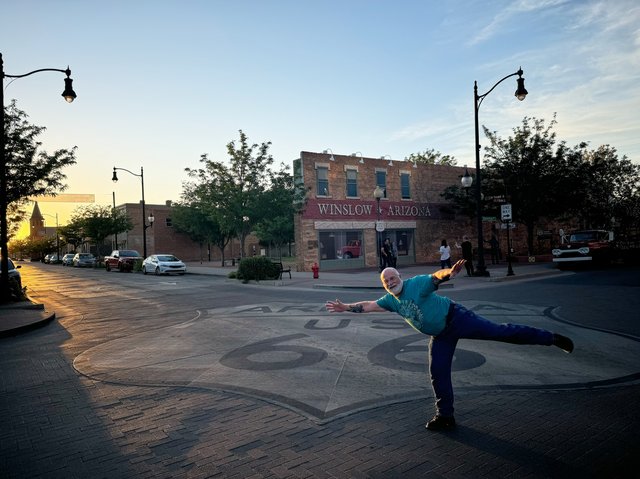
top-left (325, 299), bottom-right (385, 313)
top-left (432, 259), bottom-right (466, 285)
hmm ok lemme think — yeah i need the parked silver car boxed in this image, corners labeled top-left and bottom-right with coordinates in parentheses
top-left (62, 253), bottom-right (75, 266)
top-left (73, 253), bottom-right (97, 268)
top-left (142, 254), bottom-right (187, 275)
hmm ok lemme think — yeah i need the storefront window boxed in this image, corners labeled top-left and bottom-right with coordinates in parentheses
top-left (380, 230), bottom-right (414, 261)
top-left (319, 231), bottom-right (363, 261)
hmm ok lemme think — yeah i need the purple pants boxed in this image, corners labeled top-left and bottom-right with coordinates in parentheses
top-left (429, 303), bottom-right (554, 417)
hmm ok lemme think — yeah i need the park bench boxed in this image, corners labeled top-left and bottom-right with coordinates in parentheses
top-left (273, 261), bottom-right (291, 280)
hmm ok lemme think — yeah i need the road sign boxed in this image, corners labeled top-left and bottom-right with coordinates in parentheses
top-left (501, 204), bottom-right (512, 221)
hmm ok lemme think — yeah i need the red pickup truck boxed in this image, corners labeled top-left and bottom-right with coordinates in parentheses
top-left (105, 249), bottom-right (142, 272)
top-left (340, 240), bottom-right (361, 259)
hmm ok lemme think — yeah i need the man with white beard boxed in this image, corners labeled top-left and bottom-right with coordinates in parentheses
top-left (325, 259), bottom-right (574, 431)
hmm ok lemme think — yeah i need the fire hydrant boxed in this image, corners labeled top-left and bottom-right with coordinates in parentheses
top-left (312, 262), bottom-right (319, 279)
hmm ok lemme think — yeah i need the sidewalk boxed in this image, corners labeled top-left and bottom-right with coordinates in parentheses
top-left (0, 260), bottom-right (566, 337)
top-left (184, 259), bottom-right (567, 290)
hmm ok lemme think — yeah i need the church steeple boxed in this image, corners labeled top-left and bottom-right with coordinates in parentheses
top-left (30, 202), bottom-right (45, 240)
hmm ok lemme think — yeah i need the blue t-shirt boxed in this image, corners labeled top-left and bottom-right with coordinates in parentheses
top-left (376, 274), bottom-right (451, 336)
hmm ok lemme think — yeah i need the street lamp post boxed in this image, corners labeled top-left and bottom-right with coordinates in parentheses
top-left (1, 52), bottom-right (76, 301)
top-left (112, 166), bottom-right (154, 258)
top-left (373, 185), bottom-right (384, 271)
top-left (472, 67), bottom-right (527, 276)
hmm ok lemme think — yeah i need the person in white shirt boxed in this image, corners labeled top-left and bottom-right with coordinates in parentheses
top-left (439, 239), bottom-right (451, 269)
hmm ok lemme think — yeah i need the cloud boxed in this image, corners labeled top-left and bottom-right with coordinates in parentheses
top-left (468, 0), bottom-right (569, 46)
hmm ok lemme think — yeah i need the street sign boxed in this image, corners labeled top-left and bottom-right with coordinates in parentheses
top-left (501, 204), bottom-right (512, 221)
top-left (500, 223), bottom-right (516, 229)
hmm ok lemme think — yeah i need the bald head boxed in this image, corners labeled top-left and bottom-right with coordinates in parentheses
top-left (380, 267), bottom-right (403, 295)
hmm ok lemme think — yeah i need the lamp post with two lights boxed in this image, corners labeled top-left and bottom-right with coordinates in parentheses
top-left (373, 185), bottom-right (385, 271)
top-left (1, 53), bottom-right (76, 301)
top-left (470, 67), bottom-right (527, 276)
top-left (112, 167), bottom-right (154, 258)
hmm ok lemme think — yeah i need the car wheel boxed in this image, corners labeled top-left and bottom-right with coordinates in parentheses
top-left (106, 263), bottom-right (111, 271)
top-left (143, 265), bottom-right (147, 275)
top-left (155, 266), bottom-right (160, 275)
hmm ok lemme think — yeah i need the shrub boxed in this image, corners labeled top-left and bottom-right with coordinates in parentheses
top-left (236, 257), bottom-right (280, 282)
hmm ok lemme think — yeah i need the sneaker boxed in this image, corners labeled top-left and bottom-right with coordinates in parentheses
top-left (553, 333), bottom-right (574, 353)
top-left (425, 415), bottom-right (456, 431)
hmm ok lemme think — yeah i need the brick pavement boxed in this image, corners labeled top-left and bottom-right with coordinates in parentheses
top-left (1, 263), bottom-right (639, 478)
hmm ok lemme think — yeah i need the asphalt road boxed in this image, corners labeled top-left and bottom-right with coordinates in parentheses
top-left (1, 262), bottom-right (639, 478)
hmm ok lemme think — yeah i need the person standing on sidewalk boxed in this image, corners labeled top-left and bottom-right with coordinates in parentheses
top-left (455, 236), bottom-right (475, 276)
top-left (438, 239), bottom-right (452, 269)
top-left (325, 260), bottom-right (574, 432)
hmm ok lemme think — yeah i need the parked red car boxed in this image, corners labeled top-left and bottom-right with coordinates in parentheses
top-left (105, 249), bottom-right (142, 272)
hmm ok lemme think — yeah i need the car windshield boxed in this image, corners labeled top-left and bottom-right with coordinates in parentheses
top-left (157, 255), bottom-right (179, 262)
top-left (79, 254), bottom-right (93, 258)
top-left (120, 251), bottom-right (140, 257)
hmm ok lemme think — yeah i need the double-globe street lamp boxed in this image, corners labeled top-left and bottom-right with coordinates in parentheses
top-left (112, 167), bottom-right (155, 258)
top-left (0, 53), bottom-right (76, 301)
top-left (373, 185), bottom-right (384, 271)
top-left (469, 67), bottom-right (527, 276)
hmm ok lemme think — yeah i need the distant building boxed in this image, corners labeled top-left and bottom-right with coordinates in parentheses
top-left (112, 201), bottom-right (259, 262)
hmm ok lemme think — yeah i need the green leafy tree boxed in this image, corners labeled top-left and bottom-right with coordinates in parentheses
top-left (58, 223), bottom-right (84, 252)
top-left (252, 166), bottom-right (302, 258)
top-left (3, 100), bottom-right (77, 238)
top-left (405, 148), bottom-right (457, 166)
top-left (567, 144), bottom-right (640, 232)
top-left (482, 115), bottom-right (582, 254)
top-left (66, 205), bottom-right (132, 256)
top-left (184, 130), bottom-right (293, 259)
top-left (171, 202), bottom-right (233, 265)
top-left (2, 101), bottom-right (76, 301)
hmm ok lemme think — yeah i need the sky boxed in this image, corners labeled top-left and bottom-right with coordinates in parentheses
top-left (2, 0), bottom-right (639, 237)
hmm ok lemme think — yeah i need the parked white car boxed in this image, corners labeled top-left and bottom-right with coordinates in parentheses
top-left (73, 253), bottom-right (97, 268)
top-left (61, 253), bottom-right (75, 266)
top-left (142, 254), bottom-right (187, 275)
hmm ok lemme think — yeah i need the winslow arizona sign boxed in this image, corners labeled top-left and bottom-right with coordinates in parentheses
top-left (301, 199), bottom-right (454, 221)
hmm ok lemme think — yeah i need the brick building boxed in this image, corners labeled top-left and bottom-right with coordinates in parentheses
top-left (294, 151), bottom-right (477, 272)
top-left (114, 201), bottom-right (258, 263)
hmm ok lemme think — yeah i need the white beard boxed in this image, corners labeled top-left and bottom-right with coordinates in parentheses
top-left (388, 280), bottom-right (403, 296)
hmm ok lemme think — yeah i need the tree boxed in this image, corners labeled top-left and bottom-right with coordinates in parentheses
top-left (568, 144), bottom-right (640, 232)
top-left (405, 148), bottom-right (457, 166)
top-left (2, 100), bottom-right (77, 302)
top-left (3, 101), bottom-right (77, 238)
top-left (66, 205), bottom-right (132, 256)
top-left (183, 130), bottom-right (294, 259)
top-left (171, 202), bottom-right (233, 265)
top-left (252, 165), bottom-right (302, 258)
top-left (482, 115), bottom-right (582, 254)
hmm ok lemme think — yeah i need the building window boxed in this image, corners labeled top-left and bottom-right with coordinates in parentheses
top-left (317, 166), bottom-right (329, 196)
top-left (319, 231), bottom-right (363, 261)
top-left (346, 169), bottom-right (358, 197)
top-left (400, 172), bottom-right (411, 199)
top-left (165, 217), bottom-right (172, 227)
top-left (376, 170), bottom-right (387, 198)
